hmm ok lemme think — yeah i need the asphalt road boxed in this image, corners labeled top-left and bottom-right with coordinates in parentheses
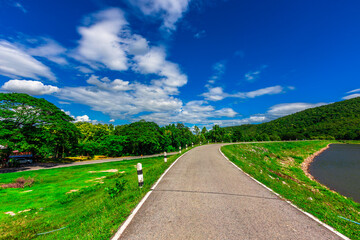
top-left (118, 144), bottom-right (344, 240)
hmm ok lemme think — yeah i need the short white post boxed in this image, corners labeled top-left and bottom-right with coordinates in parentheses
top-left (208, 141), bottom-right (209, 144)
top-left (192, 142), bottom-right (193, 147)
top-left (164, 151), bottom-right (167, 163)
top-left (179, 146), bottom-right (181, 153)
top-left (200, 141), bottom-right (202, 145)
top-left (186, 144), bottom-right (188, 150)
top-left (137, 163), bottom-right (143, 188)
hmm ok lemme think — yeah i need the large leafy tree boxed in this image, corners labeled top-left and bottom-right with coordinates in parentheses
top-left (0, 93), bottom-right (79, 161)
top-left (115, 120), bottom-right (163, 155)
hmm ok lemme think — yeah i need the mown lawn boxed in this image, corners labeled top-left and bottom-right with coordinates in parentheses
top-left (222, 141), bottom-right (360, 239)
top-left (0, 152), bottom-right (182, 239)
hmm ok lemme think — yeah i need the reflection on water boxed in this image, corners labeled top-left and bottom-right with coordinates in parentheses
top-left (309, 144), bottom-right (360, 203)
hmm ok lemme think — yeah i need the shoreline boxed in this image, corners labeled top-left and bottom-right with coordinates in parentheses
top-left (301, 143), bottom-right (331, 181)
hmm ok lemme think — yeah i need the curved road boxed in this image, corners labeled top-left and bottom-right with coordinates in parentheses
top-left (117, 144), bottom-right (345, 240)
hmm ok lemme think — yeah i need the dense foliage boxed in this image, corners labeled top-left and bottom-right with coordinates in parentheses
top-left (225, 97), bottom-right (360, 141)
top-left (2, 93), bottom-right (359, 162)
top-left (0, 93), bottom-right (79, 164)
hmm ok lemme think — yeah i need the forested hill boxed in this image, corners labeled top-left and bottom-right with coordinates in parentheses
top-left (225, 97), bottom-right (360, 140)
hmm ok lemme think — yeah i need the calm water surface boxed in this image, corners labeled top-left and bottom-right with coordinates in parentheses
top-left (309, 144), bottom-right (360, 202)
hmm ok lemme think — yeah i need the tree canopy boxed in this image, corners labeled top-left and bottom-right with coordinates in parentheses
top-left (0, 93), bottom-right (79, 161)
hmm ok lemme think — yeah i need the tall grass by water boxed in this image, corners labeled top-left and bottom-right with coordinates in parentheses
top-left (222, 141), bottom-right (360, 239)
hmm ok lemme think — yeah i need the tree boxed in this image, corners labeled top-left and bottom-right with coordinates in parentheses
top-left (116, 120), bottom-right (162, 155)
top-left (0, 93), bottom-right (79, 160)
top-left (100, 135), bottom-right (127, 157)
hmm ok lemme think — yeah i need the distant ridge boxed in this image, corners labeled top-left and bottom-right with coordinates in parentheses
top-left (226, 97), bottom-right (360, 140)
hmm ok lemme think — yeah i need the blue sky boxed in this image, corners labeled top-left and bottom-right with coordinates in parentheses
top-left (1, 0), bottom-right (360, 128)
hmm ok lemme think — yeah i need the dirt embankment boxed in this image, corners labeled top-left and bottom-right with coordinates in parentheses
top-left (301, 144), bottom-right (331, 181)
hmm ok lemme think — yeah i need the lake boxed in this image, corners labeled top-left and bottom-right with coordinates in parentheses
top-left (309, 144), bottom-right (360, 203)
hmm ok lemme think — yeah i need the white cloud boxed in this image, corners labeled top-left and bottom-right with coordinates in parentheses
top-left (134, 47), bottom-right (187, 88)
top-left (75, 115), bottom-right (91, 122)
top-left (243, 85), bottom-right (284, 98)
top-left (0, 41), bottom-right (56, 81)
top-left (244, 70), bottom-right (260, 82)
top-left (86, 75), bottom-right (133, 91)
top-left (194, 30), bottom-right (206, 39)
top-left (58, 101), bottom-right (71, 105)
top-left (202, 85), bottom-right (287, 101)
top-left (346, 88), bottom-right (360, 94)
top-left (244, 65), bottom-right (267, 82)
top-left (1, 80), bottom-right (59, 95)
top-left (74, 8), bottom-right (129, 71)
top-left (73, 7), bottom-right (187, 93)
top-left (342, 93), bottom-right (360, 100)
top-left (58, 75), bottom-right (183, 119)
top-left (202, 87), bottom-right (226, 101)
top-left (207, 61), bottom-right (226, 84)
top-left (109, 119), bottom-right (115, 122)
top-left (138, 100), bottom-right (238, 125)
top-left (27, 38), bottom-right (68, 65)
top-left (267, 102), bottom-right (327, 117)
top-left (13, 2), bottom-right (27, 13)
top-left (127, 0), bottom-right (191, 31)
top-left (214, 108), bottom-right (237, 118)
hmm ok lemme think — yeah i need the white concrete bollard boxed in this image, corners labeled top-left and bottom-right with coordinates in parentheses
top-left (137, 163), bottom-right (143, 188)
top-left (200, 141), bottom-right (202, 145)
top-left (164, 151), bottom-right (167, 163)
top-left (192, 143), bottom-right (193, 147)
top-left (208, 141), bottom-right (209, 144)
top-left (179, 146), bottom-right (181, 153)
top-left (186, 144), bottom-right (188, 150)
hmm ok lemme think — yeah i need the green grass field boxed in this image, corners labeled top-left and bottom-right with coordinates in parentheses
top-left (222, 141), bottom-right (360, 239)
top-left (0, 152), bottom-right (182, 239)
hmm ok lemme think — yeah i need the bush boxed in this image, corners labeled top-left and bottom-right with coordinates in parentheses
top-left (105, 177), bottom-right (128, 198)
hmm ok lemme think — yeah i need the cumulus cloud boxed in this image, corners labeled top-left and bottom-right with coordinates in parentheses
top-left (74, 8), bottom-right (129, 71)
top-left (1, 80), bottom-right (59, 95)
top-left (127, 0), bottom-right (191, 31)
top-left (0, 41), bottom-right (56, 81)
top-left (202, 85), bottom-right (288, 101)
top-left (86, 75), bottom-right (132, 91)
top-left (267, 102), bottom-right (327, 117)
top-left (202, 101), bottom-right (327, 128)
top-left (58, 75), bottom-right (183, 119)
top-left (75, 115), bottom-right (91, 122)
top-left (138, 100), bottom-right (238, 125)
top-left (134, 47), bottom-right (187, 89)
top-left (202, 87), bottom-right (226, 101)
top-left (73, 8), bottom-right (187, 91)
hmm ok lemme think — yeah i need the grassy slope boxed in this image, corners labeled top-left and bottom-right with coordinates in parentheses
top-left (0, 152), bottom-right (183, 239)
top-left (222, 141), bottom-right (360, 239)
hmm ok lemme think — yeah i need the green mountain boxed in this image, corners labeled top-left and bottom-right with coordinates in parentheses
top-left (226, 97), bottom-right (360, 141)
